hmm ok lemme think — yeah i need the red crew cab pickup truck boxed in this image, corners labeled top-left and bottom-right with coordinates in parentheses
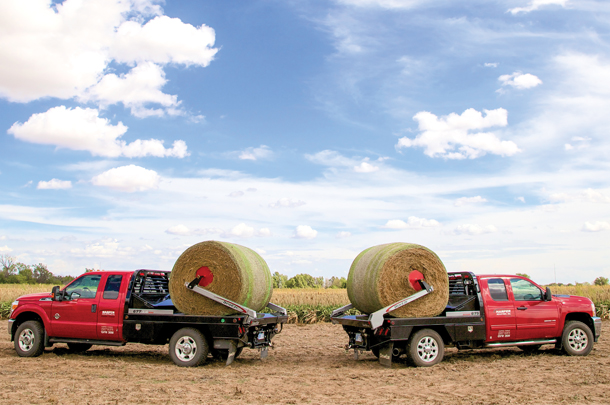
top-left (8, 270), bottom-right (287, 366)
top-left (332, 272), bottom-right (602, 367)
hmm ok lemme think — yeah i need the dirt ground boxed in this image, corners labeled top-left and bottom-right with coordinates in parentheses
top-left (0, 322), bottom-right (608, 405)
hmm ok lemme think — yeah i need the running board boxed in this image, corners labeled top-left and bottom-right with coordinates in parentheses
top-left (485, 339), bottom-right (556, 348)
top-left (49, 337), bottom-right (125, 346)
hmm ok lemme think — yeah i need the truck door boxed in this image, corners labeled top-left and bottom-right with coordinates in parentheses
top-left (50, 273), bottom-right (102, 339)
top-left (508, 278), bottom-right (559, 340)
top-left (96, 274), bottom-right (127, 340)
top-left (481, 278), bottom-right (517, 342)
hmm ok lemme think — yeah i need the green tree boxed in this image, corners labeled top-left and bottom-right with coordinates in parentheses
top-left (326, 276), bottom-right (347, 288)
top-left (594, 276), bottom-right (609, 286)
top-left (272, 272), bottom-right (288, 288)
top-left (285, 273), bottom-right (323, 288)
top-left (516, 273), bottom-right (531, 279)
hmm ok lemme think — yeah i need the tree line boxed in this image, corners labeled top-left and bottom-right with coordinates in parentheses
top-left (0, 255), bottom-right (74, 285)
top-left (272, 272), bottom-right (347, 289)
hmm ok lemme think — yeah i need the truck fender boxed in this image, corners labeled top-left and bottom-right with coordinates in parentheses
top-left (10, 305), bottom-right (52, 341)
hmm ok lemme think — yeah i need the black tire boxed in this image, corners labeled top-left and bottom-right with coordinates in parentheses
top-left (169, 328), bottom-right (208, 367)
top-left (518, 344), bottom-right (542, 353)
top-left (211, 347), bottom-right (244, 361)
top-left (371, 346), bottom-right (402, 362)
top-left (562, 321), bottom-right (594, 356)
top-left (14, 320), bottom-right (45, 358)
top-left (408, 329), bottom-right (444, 367)
top-left (67, 343), bottom-right (92, 353)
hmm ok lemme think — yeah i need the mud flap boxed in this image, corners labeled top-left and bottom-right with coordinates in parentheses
top-left (378, 342), bottom-right (394, 368)
top-left (225, 340), bottom-right (237, 366)
top-left (260, 346), bottom-right (269, 360)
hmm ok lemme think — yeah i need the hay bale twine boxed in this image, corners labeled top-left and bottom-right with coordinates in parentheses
top-left (347, 243), bottom-right (448, 318)
top-left (169, 241), bottom-right (272, 316)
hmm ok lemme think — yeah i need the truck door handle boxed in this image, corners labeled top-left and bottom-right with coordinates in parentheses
top-left (517, 306), bottom-right (527, 310)
top-left (91, 304), bottom-right (97, 313)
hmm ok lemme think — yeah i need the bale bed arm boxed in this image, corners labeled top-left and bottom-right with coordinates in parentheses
top-left (331, 280), bottom-right (434, 330)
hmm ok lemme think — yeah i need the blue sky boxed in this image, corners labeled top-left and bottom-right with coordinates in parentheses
top-left (1, 0), bottom-right (609, 284)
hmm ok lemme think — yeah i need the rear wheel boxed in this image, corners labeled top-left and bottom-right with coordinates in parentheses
top-left (408, 329), bottom-right (444, 367)
top-left (518, 344), bottom-right (542, 353)
top-left (66, 343), bottom-right (92, 353)
top-left (169, 328), bottom-right (209, 367)
top-left (562, 321), bottom-right (593, 356)
top-left (14, 321), bottom-right (45, 358)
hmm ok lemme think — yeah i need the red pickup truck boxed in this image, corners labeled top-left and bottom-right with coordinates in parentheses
top-left (332, 272), bottom-right (602, 367)
top-left (8, 270), bottom-right (287, 366)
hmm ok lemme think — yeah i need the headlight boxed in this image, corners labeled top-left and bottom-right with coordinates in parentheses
top-left (10, 301), bottom-right (19, 317)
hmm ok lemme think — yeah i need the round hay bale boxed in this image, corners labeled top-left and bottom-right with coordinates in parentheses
top-left (169, 241), bottom-right (272, 316)
top-left (347, 243), bottom-right (448, 318)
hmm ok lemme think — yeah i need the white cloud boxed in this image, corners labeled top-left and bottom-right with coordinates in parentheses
top-left (8, 106), bottom-right (189, 158)
top-left (227, 223), bottom-right (255, 238)
top-left (0, 1), bottom-right (217, 111)
top-left (229, 191), bottom-right (244, 198)
top-left (293, 225), bottom-right (318, 239)
top-left (83, 62), bottom-right (180, 118)
top-left (269, 198), bottom-right (306, 209)
top-left (498, 72), bottom-right (543, 89)
top-left (91, 165), bottom-right (160, 192)
top-left (335, 0), bottom-right (427, 9)
top-left (69, 238), bottom-right (133, 258)
top-left (0, 246), bottom-right (13, 253)
top-left (508, 0), bottom-right (568, 15)
top-left (238, 145), bottom-right (273, 161)
top-left (454, 196), bottom-right (487, 207)
top-left (382, 217), bottom-right (440, 229)
top-left (548, 189), bottom-right (610, 204)
top-left (37, 179), bottom-right (72, 190)
top-left (582, 221), bottom-right (610, 232)
top-left (354, 160), bottom-right (379, 173)
top-left (165, 224), bottom-right (191, 236)
top-left (258, 228), bottom-right (272, 237)
top-left (454, 224), bottom-right (498, 235)
top-left (517, 197), bottom-right (526, 203)
top-left (397, 108), bottom-right (519, 159)
top-left (485, 63), bottom-right (499, 68)
top-left (336, 231), bottom-right (352, 238)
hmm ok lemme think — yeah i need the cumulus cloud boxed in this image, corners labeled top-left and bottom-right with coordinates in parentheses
top-left (0, 246), bottom-right (13, 253)
top-left (165, 224), bottom-right (191, 236)
top-left (229, 191), bottom-right (244, 198)
top-left (498, 72), bottom-right (543, 90)
top-left (8, 106), bottom-right (189, 158)
top-left (0, 0), bottom-right (217, 113)
top-left (335, 0), bottom-right (427, 9)
top-left (293, 225), bottom-right (318, 239)
top-left (227, 223), bottom-right (255, 238)
top-left (485, 63), bottom-right (499, 68)
top-left (582, 221), bottom-right (610, 232)
top-left (258, 228), bottom-right (272, 237)
top-left (396, 108), bottom-right (519, 159)
top-left (382, 217), bottom-right (440, 229)
top-left (269, 198), bottom-right (306, 209)
top-left (37, 179), bottom-right (72, 190)
top-left (353, 160), bottom-right (379, 173)
top-left (454, 224), bottom-right (498, 235)
top-left (306, 150), bottom-right (386, 171)
top-left (238, 145), bottom-right (273, 161)
top-left (508, 0), bottom-right (568, 15)
top-left (454, 196), bottom-right (487, 207)
top-left (336, 231), bottom-right (352, 238)
top-left (91, 165), bottom-right (160, 192)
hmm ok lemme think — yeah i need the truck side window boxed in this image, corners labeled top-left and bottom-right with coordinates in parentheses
top-left (487, 278), bottom-right (508, 301)
top-left (510, 278), bottom-right (543, 301)
top-left (64, 274), bottom-right (101, 299)
top-left (103, 275), bottom-right (123, 300)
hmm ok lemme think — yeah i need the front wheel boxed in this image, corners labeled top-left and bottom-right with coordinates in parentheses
top-left (562, 321), bottom-right (593, 356)
top-left (169, 328), bottom-right (208, 367)
top-left (408, 329), bottom-right (444, 367)
top-left (14, 321), bottom-right (45, 357)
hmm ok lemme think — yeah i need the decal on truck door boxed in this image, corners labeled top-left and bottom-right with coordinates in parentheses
top-left (497, 330), bottom-right (511, 338)
top-left (495, 309), bottom-right (512, 316)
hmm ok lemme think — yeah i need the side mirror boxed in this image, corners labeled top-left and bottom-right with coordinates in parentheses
top-left (51, 286), bottom-right (62, 301)
top-left (545, 287), bottom-right (552, 301)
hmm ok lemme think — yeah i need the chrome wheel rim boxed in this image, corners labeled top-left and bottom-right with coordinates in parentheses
top-left (18, 328), bottom-right (35, 352)
top-left (175, 336), bottom-right (197, 361)
top-left (568, 328), bottom-right (588, 352)
top-left (416, 336), bottom-right (438, 362)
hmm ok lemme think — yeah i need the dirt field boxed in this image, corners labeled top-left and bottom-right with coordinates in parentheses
top-left (1, 322), bottom-right (607, 405)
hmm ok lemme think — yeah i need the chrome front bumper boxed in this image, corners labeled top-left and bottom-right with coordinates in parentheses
top-left (593, 316), bottom-right (602, 342)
